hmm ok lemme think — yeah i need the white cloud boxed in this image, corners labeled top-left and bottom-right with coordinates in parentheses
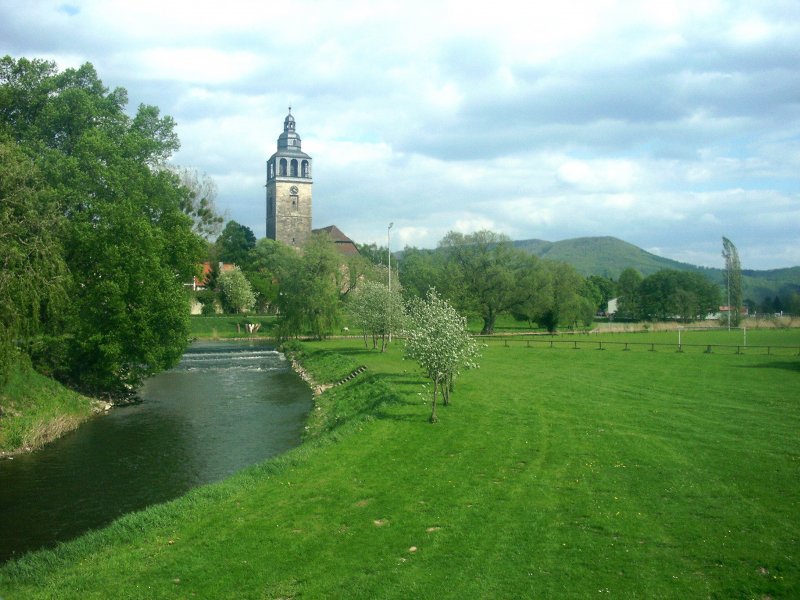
top-left (131, 48), bottom-right (263, 84)
top-left (0, 0), bottom-right (798, 269)
top-left (557, 159), bottom-right (640, 191)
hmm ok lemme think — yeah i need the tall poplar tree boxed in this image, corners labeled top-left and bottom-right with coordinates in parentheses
top-left (722, 236), bottom-right (743, 327)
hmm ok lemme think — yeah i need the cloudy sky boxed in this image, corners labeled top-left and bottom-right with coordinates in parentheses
top-left (2, 0), bottom-right (799, 269)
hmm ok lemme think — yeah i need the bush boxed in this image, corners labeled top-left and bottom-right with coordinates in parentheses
top-left (196, 289), bottom-right (218, 315)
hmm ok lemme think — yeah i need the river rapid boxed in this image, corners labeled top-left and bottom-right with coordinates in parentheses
top-left (0, 341), bottom-right (312, 563)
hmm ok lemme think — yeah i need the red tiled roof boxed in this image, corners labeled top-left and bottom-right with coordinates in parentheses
top-left (194, 262), bottom-right (237, 287)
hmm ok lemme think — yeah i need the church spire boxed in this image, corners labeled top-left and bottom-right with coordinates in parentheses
top-left (278, 107), bottom-right (300, 149)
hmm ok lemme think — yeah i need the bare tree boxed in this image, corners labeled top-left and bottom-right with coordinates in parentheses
top-left (167, 166), bottom-right (225, 239)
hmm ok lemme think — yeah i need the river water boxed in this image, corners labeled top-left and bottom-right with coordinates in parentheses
top-left (0, 341), bottom-right (312, 563)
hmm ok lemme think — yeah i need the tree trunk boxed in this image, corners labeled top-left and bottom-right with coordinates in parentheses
top-left (430, 377), bottom-right (439, 423)
top-left (481, 311), bottom-right (496, 335)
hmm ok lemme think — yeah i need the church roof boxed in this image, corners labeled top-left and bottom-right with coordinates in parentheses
top-left (313, 225), bottom-right (360, 256)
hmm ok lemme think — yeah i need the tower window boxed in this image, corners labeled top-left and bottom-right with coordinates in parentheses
top-left (290, 159), bottom-right (298, 177)
top-left (279, 158), bottom-right (287, 176)
top-left (302, 160), bottom-right (310, 178)
top-left (291, 195), bottom-right (298, 209)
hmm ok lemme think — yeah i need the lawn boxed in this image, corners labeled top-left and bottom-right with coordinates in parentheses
top-left (1, 332), bottom-right (798, 598)
top-left (188, 315), bottom-right (280, 339)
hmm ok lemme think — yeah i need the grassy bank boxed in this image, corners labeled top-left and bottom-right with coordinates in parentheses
top-left (189, 315), bottom-right (280, 339)
top-left (0, 354), bottom-right (95, 456)
top-left (1, 332), bottom-right (799, 598)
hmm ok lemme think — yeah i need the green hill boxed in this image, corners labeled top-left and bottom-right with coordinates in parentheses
top-left (512, 236), bottom-right (800, 304)
top-left (512, 236), bottom-right (701, 278)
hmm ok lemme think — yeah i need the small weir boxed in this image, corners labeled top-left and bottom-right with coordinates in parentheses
top-left (0, 341), bottom-right (313, 563)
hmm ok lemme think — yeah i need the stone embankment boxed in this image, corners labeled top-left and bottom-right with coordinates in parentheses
top-left (287, 356), bottom-right (367, 397)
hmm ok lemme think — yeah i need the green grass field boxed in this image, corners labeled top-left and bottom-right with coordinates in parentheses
top-left (1, 331), bottom-right (798, 598)
top-left (188, 315), bottom-right (280, 339)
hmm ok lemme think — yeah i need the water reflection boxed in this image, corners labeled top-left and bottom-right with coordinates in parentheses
top-left (0, 341), bottom-right (312, 563)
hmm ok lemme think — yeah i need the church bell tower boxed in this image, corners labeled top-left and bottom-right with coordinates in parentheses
top-left (266, 108), bottom-right (313, 248)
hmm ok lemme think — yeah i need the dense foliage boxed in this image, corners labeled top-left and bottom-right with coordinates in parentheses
top-left (0, 140), bottom-right (68, 381)
top-left (216, 220), bottom-right (256, 266)
top-left (1, 56), bottom-right (205, 394)
top-left (438, 230), bottom-right (528, 334)
top-left (397, 230), bottom-right (606, 333)
top-left (613, 266), bottom-right (726, 322)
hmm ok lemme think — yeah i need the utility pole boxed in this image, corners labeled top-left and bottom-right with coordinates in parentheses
top-left (388, 222), bottom-right (394, 342)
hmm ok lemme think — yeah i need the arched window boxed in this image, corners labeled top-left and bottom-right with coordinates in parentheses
top-left (279, 158), bottom-right (287, 176)
top-left (290, 159), bottom-right (298, 177)
top-left (301, 160), bottom-right (310, 178)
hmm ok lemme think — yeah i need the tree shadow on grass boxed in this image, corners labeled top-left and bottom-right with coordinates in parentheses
top-left (373, 406), bottom-right (429, 423)
top-left (318, 346), bottom-right (381, 357)
top-left (372, 374), bottom-right (426, 387)
top-left (739, 361), bottom-right (800, 373)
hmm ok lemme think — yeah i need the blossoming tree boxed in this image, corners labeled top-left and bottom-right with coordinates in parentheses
top-left (404, 289), bottom-right (480, 422)
top-left (348, 280), bottom-right (405, 352)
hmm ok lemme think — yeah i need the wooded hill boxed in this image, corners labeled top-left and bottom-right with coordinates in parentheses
top-left (511, 236), bottom-right (800, 304)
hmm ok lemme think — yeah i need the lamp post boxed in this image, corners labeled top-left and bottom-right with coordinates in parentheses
top-left (388, 222), bottom-right (394, 342)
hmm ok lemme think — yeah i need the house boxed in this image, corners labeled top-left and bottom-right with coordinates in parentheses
top-left (312, 225), bottom-right (360, 257)
top-left (189, 262), bottom-right (237, 291)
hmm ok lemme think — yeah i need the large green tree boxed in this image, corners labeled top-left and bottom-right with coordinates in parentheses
top-left (536, 261), bottom-right (594, 332)
top-left (1, 56), bottom-right (204, 394)
top-left (275, 234), bottom-right (342, 340)
top-left (397, 247), bottom-right (445, 299)
top-left (245, 237), bottom-right (296, 314)
top-left (617, 267), bottom-right (643, 320)
top-left (216, 220), bottom-right (256, 267)
top-left (438, 230), bottom-right (529, 334)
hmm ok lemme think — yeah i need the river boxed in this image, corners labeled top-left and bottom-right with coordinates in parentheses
top-left (0, 341), bottom-right (312, 563)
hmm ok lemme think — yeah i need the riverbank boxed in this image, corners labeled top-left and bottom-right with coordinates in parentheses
top-left (2, 334), bottom-right (799, 597)
top-left (0, 354), bottom-right (97, 458)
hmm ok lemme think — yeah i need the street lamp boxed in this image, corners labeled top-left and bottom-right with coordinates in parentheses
top-left (388, 222), bottom-right (394, 342)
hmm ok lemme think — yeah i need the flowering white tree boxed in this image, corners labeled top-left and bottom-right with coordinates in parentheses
top-left (404, 289), bottom-right (480, 422)
top-left (348, 281), bottom-right (405, 351)
top-left (218, 266), bottom-right (256, 314)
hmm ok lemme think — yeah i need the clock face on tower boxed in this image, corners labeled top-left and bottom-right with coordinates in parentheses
top-left (290, 185), bottom-right (299, 194)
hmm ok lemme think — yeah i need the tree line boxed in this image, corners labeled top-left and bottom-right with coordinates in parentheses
top-left (203, 224), bottom-right (733, 341)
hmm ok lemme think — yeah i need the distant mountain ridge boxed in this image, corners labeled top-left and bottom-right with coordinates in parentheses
top-left (511, 236), bottom-right (800, 303)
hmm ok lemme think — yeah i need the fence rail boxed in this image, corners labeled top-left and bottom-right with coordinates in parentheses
top-left (482, 336), bottom-right (800, 356)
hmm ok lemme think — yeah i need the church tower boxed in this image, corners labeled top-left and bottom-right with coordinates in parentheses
top-left (266, 108), bottom-right (312, 248)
